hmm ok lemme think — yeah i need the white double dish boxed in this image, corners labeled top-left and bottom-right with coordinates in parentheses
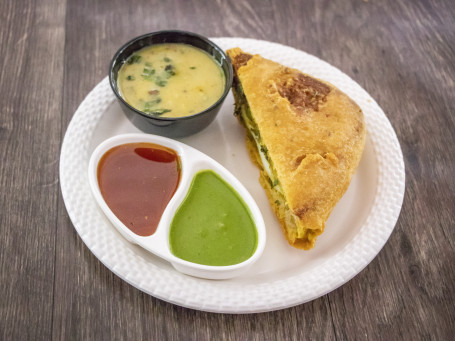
top-left (88, 133), bottom-right (266, 280)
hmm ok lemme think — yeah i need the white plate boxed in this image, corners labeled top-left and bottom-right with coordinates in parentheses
top-left (60, 38), bottom-right (405, 313)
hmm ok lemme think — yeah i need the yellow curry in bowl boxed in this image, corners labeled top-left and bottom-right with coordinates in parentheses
top-left (117, 43), bottom-right (225, 118)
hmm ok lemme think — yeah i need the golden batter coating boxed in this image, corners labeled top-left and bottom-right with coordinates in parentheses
top-left (227, 48), bottom-right (366, 249)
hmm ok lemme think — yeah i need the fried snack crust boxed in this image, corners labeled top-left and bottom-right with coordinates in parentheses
top-left (228, 47), bottom-right (366, 249)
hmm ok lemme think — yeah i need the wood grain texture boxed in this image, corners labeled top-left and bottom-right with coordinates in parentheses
top-left (0, 0), bottom-right (66, 340)
top-left (1, 0), bottom-right (454, 340)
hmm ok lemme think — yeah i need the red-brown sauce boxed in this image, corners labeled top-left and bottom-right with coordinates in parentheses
top-left (97, 142), bottom-right (181, 236)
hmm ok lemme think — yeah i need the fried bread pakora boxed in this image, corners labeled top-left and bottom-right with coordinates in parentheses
top-left (227, 48), bottom-right (366, 249)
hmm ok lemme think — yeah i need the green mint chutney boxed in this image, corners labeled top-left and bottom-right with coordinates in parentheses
top-left (169, 170), bottom-right (258, 266)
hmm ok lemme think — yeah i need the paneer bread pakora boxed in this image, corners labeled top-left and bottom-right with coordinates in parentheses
top-left (227, 48), bottom-right (366, 250)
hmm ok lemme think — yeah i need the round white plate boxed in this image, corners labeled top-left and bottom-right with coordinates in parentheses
top-left (60, 38), bottom-right (405, 313)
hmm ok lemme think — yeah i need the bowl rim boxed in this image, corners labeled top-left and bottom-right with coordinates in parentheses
top-left (108, 30), bottom-right (234, 122)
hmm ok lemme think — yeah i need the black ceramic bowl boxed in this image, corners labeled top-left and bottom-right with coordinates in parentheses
top-left (109, 30), bottom-right (233, 138)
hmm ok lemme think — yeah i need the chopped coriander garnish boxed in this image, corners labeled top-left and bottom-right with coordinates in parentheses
top-left (275, 200), bottom-right (280, 205)
top-left (145, 62), bottom-right (152, 67)
top-left (190, 66), bottom-right (196, 69)
top-left (165, 64), bottom-right (176, 76)
top-left (141, 67), bottom-right (155, 79)
top-left (143, 98), bottom-right (162, 112)
top-left (127, 55), bottom-right (142, 64)
top-left (163, 57), bottom-right (171, 62)
top-left (126, 75), bottom-right (135, 81)
top-left (150, 108), bottom-right (171, 116)
top-left (155, 78), bottom-right (167, 87)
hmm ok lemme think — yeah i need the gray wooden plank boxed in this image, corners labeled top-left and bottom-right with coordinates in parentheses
top-left (0, 0), bottom-right (66, 340)
top-left (314, 0), bottom-right (455, 339)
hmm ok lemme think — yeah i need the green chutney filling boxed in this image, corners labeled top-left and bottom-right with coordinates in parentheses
top-left (232, 82), bottom-right (299, 228)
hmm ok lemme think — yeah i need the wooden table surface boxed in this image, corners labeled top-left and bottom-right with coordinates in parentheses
top-left (1, 0), bottom-right (454, 339)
